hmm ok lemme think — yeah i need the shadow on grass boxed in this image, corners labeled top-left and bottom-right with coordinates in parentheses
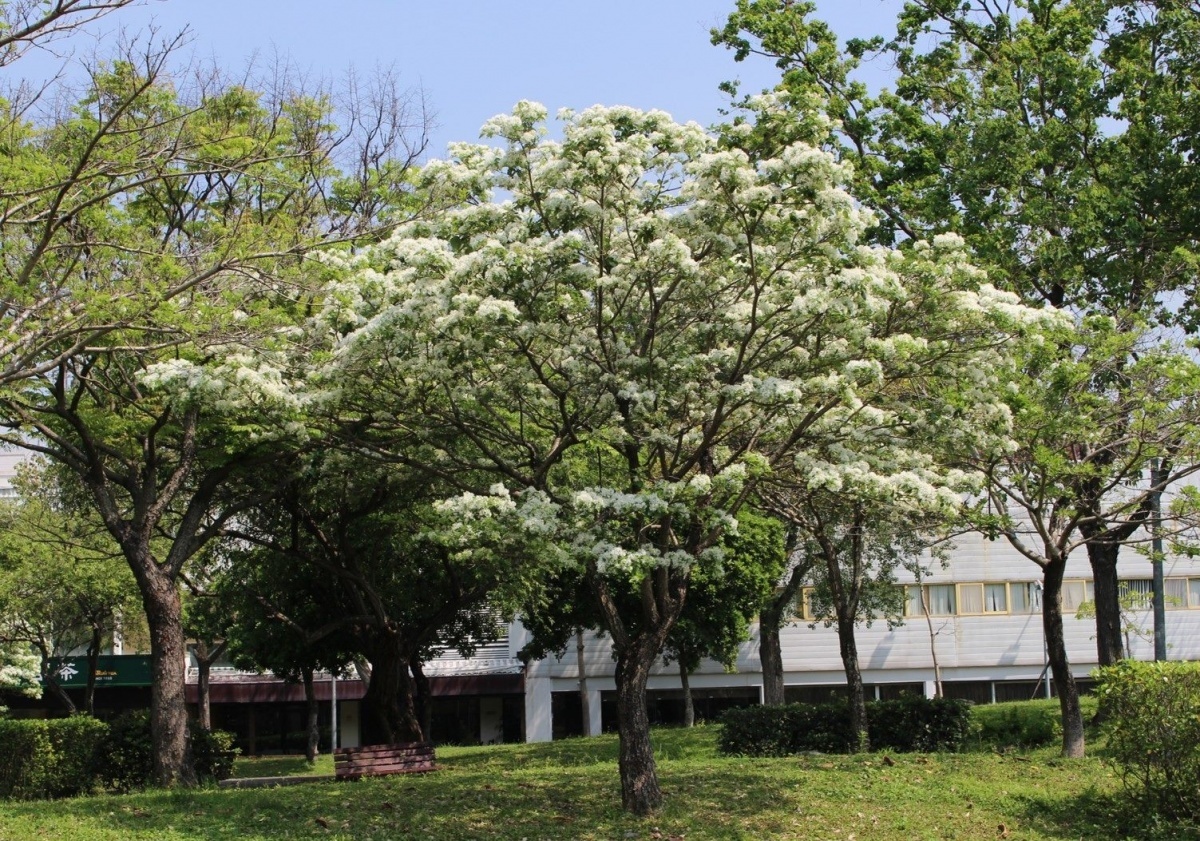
top-left (1015, 785), bottom-right (1200, 841)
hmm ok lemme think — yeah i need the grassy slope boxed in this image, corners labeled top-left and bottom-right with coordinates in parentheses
top-left (0, 724), bottom-right (1188, 841)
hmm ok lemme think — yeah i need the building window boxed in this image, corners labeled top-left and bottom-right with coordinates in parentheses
top-left (1061, 580), bottom-right (1093, 613)
top-left (906, 584), bottom-right (956, 616)
top-left (1165, 578), bottom-right (1188, 610)
top-left (1010, 582), bottom-right (1042, 614)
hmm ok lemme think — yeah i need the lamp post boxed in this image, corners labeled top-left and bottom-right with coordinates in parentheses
top-left (1151, 459), bottom-right (1167, 661)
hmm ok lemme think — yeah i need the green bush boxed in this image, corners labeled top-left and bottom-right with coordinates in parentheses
top-left (0, 716), bottom-right (108, 799)
top-left (719, 696), bottom-right (975, 756)
top-left (718, 703), bottom-right (854, 756)
top-left (970, 700), bottom-right (1061, 749)
top-left (98, 709), bottom-right (155, 792)
top-left (98, 710), bottom-right (238, 790)
top-left (868, 696), bottom-right (977, 753)
top-left (192, 726), bottom-right (238, 782)
top-left (1095, 660), bottom-right (1200, 822)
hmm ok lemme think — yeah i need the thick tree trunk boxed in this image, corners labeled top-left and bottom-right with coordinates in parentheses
top-left (141, 570), bottom-right (196, 786)
top-left (679, 660), bottom-right (694, 728)
top-left (1086, 539), bottom-right (1124, 667)
top-left (42, 671), bottom-right (77, 713)
top-left (1043, 564), bottom-right (1085, 758)
top-left (614, 638), bottom-right (664, 816)
top-left (361, 633), bottom-right (422, 745)
top-left (302, 665), bottom-right (319, 762)
top-left (836, 610), bottom-right (869, 752)
top-left (759, 606), bottom-right (786, 706)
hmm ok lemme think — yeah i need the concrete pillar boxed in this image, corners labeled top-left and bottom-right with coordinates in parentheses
top-left (525, 675), bottom-right (553, 743)
top-left (585, 687), bottom-right (602, 736)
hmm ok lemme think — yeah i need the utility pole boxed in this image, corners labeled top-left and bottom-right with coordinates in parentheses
top-left (1151, 459), bottom-right (1167, 661)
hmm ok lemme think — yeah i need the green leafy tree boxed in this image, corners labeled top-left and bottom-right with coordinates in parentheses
top-left (714, 0), bottom-right (1200, 680)
top-left (0, 465), bottom-right (139, 714)
top-left (0, 27), bottom-right (428, 784)
top-left (663, 511), bottom-right (786, 727)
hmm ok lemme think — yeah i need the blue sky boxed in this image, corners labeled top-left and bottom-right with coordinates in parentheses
top-left (21, 1), bottom-right (903, 157)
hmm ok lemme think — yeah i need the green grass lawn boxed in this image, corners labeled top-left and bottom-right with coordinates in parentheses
top-left (0, 723), bottom-right (1190, 841)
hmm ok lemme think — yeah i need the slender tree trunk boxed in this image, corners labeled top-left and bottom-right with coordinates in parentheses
top-left (614, 637), bottom-right (665, 816)
top-left (197, 658), bottom-right (212, 731)
top-left (836, 610), bottom-right (869, 752)
top-left (679, 660), bottom-right (694, 728)
top-left (759, 605), bottom-right (786, 706)
top-left (410, 653), bottom-right (432, 743)
top-left (361, 632), bottom-right (422, 745)
top-left (577, 629), bottom-right (592, 736)
top-left (85, 625), bottom-right (101, 715)
top-left (140, 569), bottom-right (196, 786)
top-left (1043, 563), bottom-right (1085, 758)
top-left (302, 665), bottom-right (319, 762)
top-left (919, 585), bottom-right (943, 698)
top-left (1086, 539), bottom-right (1124, 666)
top-left (42, 670), bottom-right (77, 713)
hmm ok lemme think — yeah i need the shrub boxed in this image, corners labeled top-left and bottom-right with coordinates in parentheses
top-left (192, 726), bottom-right (238, 782)
top-left (970, 700), bottom-right (1062, 749)
top-left (0, 716), bottom-right (108, 799)
top-left (719, 696), bottom-right (975, 756)
top-left (98, 710), bottom-right (238, 790)
top-left (98, 709), bottom-right (155, 792)
top-left (1095, 660), bottom-right (1200, 822)
top-left (868, 696), bottom-right (976, 753)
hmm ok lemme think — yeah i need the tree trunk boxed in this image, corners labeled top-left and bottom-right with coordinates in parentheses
top-left (679, 660), bottom-right (694, 728)
top-left (85, 625), bottom-right (101, 715)
top-left (614, 637), bottom-right (664, 816)
top-left (196, 657), bottom-right (212, 731)
top-left (42, 670), bottom-right (77, 713)
top-left (361, 632), bottom-right (422, 745)
top-left (1043, 563), bottom-right (1085, 758)
top-left (141, 570), bottom-right (196, 786)
top-left (410, 653), bottom-right (432, 743)
top-left (1086, 539), bottom-right (1124, 667)
top-left (302, 665), bottom-right (319, 762)
top-left (759, 605), bottom-right (786, 706)
top-left (836, 610), bottom-right (869, 752)
top-left (577, 629), bottom-right (592, 736)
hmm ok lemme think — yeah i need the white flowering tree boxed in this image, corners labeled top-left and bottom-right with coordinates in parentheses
top-left (319, 100), bottom-right (1059, 814)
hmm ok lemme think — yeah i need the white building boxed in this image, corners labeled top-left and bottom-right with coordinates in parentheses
top-left (519, 530), bottom-right (1200, 741)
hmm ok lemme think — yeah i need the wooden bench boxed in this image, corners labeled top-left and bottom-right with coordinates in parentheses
top-left (333, 742), bottom-right (436, 780)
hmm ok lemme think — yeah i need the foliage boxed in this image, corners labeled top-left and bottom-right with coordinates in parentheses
top-left (191, 727), bottom-right (238, 783)
top-left (663, 511), bottom-right (787, 672)
top-left (0, 641), bottom-right (39, 698)
top-left (319, 97), bottom-right (1059, 811)
top-left (971, 700), bottom-right (1062, 750)
top-left (1096, 659), bottom-right (1200, 822)
top-left (714, 1), bottom-right (1200, 753)
top-left (718, 696), bottom-right (975, 756)
top-left (96, 710), bottom-right (156, 793)
top-left (97, 710), bottom-right (238, 792)
top-left (0, 715), bottom-right (108, 800)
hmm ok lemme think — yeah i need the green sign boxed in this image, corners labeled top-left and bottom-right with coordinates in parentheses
top-left (46, 655), bottom-right (153, 688)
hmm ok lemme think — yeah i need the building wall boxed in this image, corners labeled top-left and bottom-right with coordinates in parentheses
top-left (521, 530), bottom-right (1200, 741)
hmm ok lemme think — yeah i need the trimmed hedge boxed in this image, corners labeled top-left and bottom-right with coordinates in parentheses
top-left (0, 716), bottom-right (108, 799)
top-left (970, 700), bottom-right (1061, 749)
top-left (1096, 660), bottom-right (1200, 822)
top-left (0, 712), bottom-right (237, 799)
top-left (718, 696), bottom-right (975, 756)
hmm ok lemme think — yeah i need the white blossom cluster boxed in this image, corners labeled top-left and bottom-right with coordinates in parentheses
top-left (0, 643), bottom-right (40, 698)
top-left (313, 101), bottom-right (1067, 578)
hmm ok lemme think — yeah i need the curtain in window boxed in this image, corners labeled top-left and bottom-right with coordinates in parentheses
top-left (1164, 578), bottom-right (1188, 609)
top-left (984, 583), bottom-right (1008, 612)
top-left (958, 584), bottom-right (983, 614)
top-left (927, 584), bottom-right (957, 616)
top-left (1062, 581), bottom-right (1088, 612)
top-left (1010, 582), bottom-right (1041, 614)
